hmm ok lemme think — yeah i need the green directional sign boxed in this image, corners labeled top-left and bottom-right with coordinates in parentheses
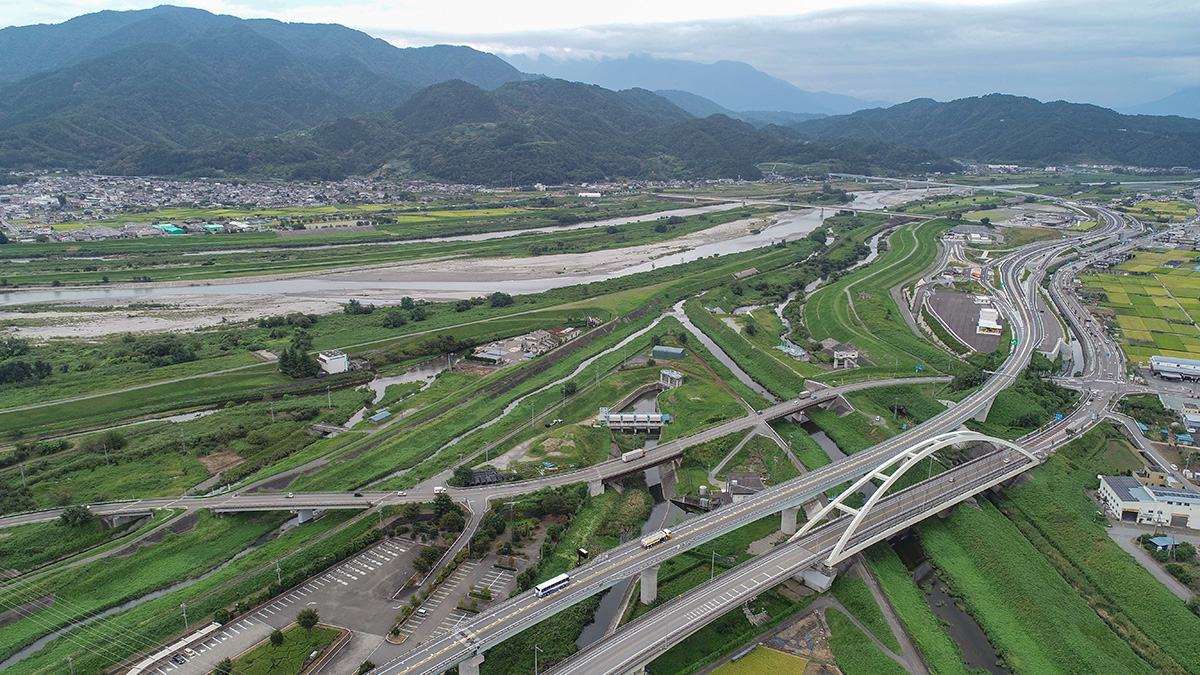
top-left (1011, 338), bottom-right (1018, 346)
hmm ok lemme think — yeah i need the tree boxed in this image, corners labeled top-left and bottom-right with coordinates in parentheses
top-left (440, 511), bottom-right (465, 532)
top-left (212, 658), bottom-right (233, 675)
top-left (400, 502), bottom-right (422, 521)
top-left (432, 492), bottom-right (457, 520)
top-left (296, 608), bottom-right (319, 637)
top-left (214, 608), bottom-right (232, 624)
top-left (270, 629), bottom-right (283, 650)
top-left (358, 661), bottom-right (376, 674)
top-left (59, 504), bottom-right (94, 528)
top-left (452, 465), bottom-right (475, 487)
top-left (561, 381), bottom-right (577, 397)
top-left (488, 292), bottom-right (514, 308)
top-left (540, 493), bottom-right (569, 516)
top-left (413, 545), bottom-right (442, 575)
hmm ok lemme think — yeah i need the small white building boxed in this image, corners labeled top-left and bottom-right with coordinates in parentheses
top-left (1098, 475), bottom-right (1200, 529)
top-left (317, 350), bottom-right (348, 374)
top-left (660, 369), bottom-right (684, 390)
top-left (977, 307), bottom-right (1003, 335)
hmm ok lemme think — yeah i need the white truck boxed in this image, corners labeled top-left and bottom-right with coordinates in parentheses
top-left (621, 449), bottom-right (646, 463)
top-left (640, 528), bottom-right (673, 548)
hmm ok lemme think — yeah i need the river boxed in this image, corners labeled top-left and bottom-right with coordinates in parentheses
top-left (891, 533), bottom-right (1009, 674)
top-left (0, 209), bottom-right (826, 307)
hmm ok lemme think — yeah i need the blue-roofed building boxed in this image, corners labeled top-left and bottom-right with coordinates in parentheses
top-left (1177, 433), bottom-right (1195, 446)
top-left (369, 411), bottom-right (392, 423)
top-left (1149, 535), bottom-right (1181, 551)
top-left (1098, 475), bottom-right (1200, 529)
top-left (1137, 421), bottom-right (1149, 432)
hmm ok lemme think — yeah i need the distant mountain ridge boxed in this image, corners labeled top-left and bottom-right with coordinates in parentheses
top-left (504, 54), bottom-right (884, 115)
top-left (790, 94), bottom-right (1200, 168)
top-left (654, 90), bottom-right (826, 128)
top-left (1125, 87), bottom-right (1200, 120)
top-left (90, 78), bottom-right (955, 183)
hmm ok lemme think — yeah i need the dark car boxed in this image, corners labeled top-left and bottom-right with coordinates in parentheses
top-left (353, 492), bottom-right (363, 497)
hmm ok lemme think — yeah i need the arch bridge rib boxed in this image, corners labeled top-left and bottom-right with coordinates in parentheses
top-left (790, 431), bottom-right (1039, 565)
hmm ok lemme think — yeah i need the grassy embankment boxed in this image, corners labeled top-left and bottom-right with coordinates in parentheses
top-left (804, 218), bottom-right (962, 383)
top-left (826, 609), bottom-right (907, 675)
top-left (5, 510), bottom-right (378, 675)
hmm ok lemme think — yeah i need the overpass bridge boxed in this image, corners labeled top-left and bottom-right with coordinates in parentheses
top-left (375, 432), bottom-right (1040, 675)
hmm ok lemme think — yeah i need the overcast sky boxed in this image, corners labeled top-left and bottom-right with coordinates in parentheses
top-left (6, 0), bottom-right (1199, 107)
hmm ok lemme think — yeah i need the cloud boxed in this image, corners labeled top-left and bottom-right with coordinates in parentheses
top-left (373, 0), bottom-right (1200, 107)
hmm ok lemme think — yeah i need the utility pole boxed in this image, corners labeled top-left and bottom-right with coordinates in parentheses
top-left (711, 549), bottom-right (717, 581)
top-left (20, 463), bottom-right (27, 488)
top-left (327, 385), bottom-right (332, 409)
top-left (68, 656), bottom-right (74, 675)
top-left (181, 602), bottom-right (189, 632)
top-left (271, 402), bottom-right (275, 423)
top-left (103, 441), bottom-right (110, 467)
top-left (274, 559), bottom-right (282, 584)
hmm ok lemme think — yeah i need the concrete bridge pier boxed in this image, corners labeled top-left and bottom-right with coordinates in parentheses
top-left (797, 565), bottom-right (836, 593)
top-left (589, 479), bottom-right (605, 497)
top-left (780, 505), bottom-right (801, 535)
top-left (639, 565), bottom-right (660, 604)
top-left (296, 508), bottom-right (316, 524)
top-left (459, 653), bottom-right (485, 675)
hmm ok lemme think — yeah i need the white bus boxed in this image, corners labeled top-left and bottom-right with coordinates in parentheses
top-left (535, 573), bottom-right (571, 598)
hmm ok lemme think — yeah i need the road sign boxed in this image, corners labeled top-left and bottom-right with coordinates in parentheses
top-left (1055, 413), bottom-right (1063, 421)
top-left (1011, 338), bottom-right (1018, 346)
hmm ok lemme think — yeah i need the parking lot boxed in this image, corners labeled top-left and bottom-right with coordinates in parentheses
top-left (149, 537), bottom-right (417, 675)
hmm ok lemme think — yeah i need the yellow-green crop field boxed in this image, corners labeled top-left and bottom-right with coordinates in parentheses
top-left (712, 646), bottom-right (808, 674)
top-left (1084, 250), bottom-right (1200, 362)
top-left (1121, 200), bottom-right (1198, 223)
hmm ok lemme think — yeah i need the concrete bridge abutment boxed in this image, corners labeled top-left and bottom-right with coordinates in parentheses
top-left (588, 479), bottom-right (605, 497)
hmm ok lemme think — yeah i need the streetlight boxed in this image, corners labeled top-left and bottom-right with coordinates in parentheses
top-left (710, 549), bottom-right (717, 581)
top-left (534, 644), bottom-right (543, 674)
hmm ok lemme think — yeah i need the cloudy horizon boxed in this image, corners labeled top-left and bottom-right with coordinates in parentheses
top-left (5, 0), bottom-right (1199, 109)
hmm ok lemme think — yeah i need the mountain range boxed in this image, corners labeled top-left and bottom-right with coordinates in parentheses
top-left (1, 6), bottom-right (1198, 181)
top-left (0, 5), bottom-right (526, 168)
top-left (791, 94), bottom-right (1200, 168)
top-left (99, 78), bottom-right (955, 183)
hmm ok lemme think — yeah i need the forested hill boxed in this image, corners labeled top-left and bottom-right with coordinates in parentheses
top-left (790, 94), bottom-right (1200, 168)
top-left (0, 5), bottom-right (527, 169)
top-left (90, 78), bottom-right (958, 184)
